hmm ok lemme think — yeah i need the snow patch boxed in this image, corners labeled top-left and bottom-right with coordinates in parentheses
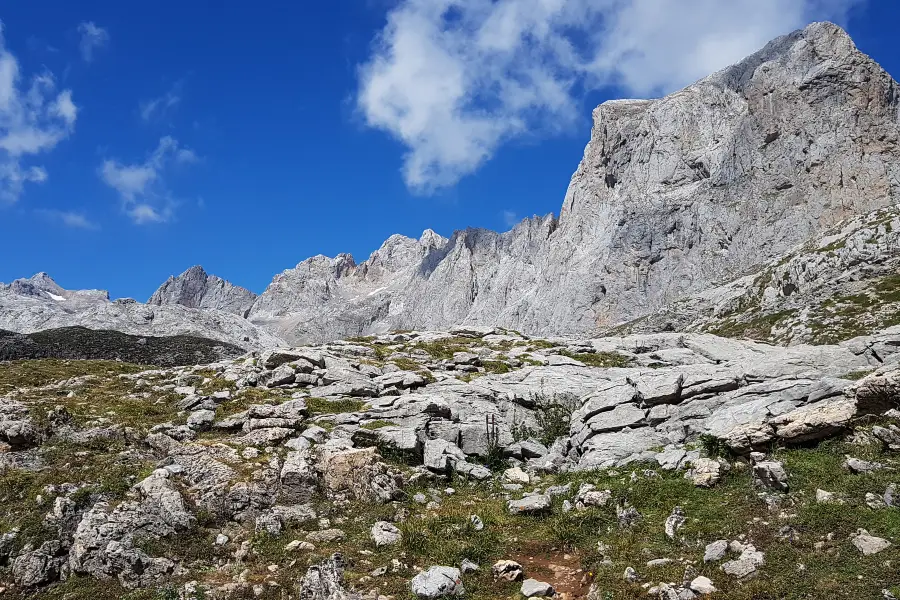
top-left (46, 292), bottom-right (66, 302)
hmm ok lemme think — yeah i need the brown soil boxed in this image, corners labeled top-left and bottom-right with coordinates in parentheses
top-left (511, 542), bottom-right (593, 599)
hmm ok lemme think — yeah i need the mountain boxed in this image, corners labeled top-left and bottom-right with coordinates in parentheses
top-left (242, 22), bottom-right (900, 344)
top-left (149, 265), bottom-right (258, 317)
top-left (0, 273), bottom-right (283, 349)
top-left (3, 22), bottom-right (899, 348)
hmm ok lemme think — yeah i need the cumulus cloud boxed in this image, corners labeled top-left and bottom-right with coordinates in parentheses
top-left (99, 136), bottom-right (196, 224)
top-left (77, 21), bottom-right (109, 62)
top-left (0, 24), bottom-right (77, 203)
top-left (357, 0), bottom-right (862, 192)
top-left (38, 209), bottom-right (99, 230)
top-left (140, 83), bottom-right (182, 122)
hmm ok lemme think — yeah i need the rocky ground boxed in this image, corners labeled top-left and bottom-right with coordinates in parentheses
top-left (625, 205), bottom-right (900, 347)
top-left (0, 326), bottom-right (899, 599)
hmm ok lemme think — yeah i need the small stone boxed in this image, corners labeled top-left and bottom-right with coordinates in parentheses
top-left (646, 558), bottom-right (674, 568)
top-left (687, 458), bottom-right (723, 487)
top-left (753, 461), bottom-right (789, 492)
top-left (508, 494), bottom-right (551, 515)
top-left (503, 467), bottom-right (530, 484)
top-left (866, 492), bottom-right (887, 509)
top-left (410, 566), bottom-right (464, 599)
top-left (492, 560), bottom-right (524, 582)
top-left (816, 489), bottom-right (839, 504)
top-left (623, 567), bottom-right (640, 583)
top-left (704, 540), bottom-right (728, 563)
top-left (469, 515), bottom-right (484, 531)
top-left (665, 506), bottom-right (685, 539)
top-left (690, 576), bottom-right (717, 595)
top-left (460, 559), bottom-right (479, 574)
top-left (844, 456), bottom-right (884, 474)
top-left (215, 534), bottom-right (229, 546)
top-left (371, 521), bottom-right (402, 547)
top-left (721, 545), bottom-right (764, 578)
top-left (850, 529), bottom-right (892, 555)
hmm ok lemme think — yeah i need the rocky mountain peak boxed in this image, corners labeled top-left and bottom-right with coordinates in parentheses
top-left (149, 266), bottom-right (257, 318)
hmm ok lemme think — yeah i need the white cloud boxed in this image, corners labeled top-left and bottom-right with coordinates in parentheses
top-left (140, 83), bottom-right (181, 122)
top-left (0, 23), bottom-right (77, 202)
top-left (175, 148), bottom-right (198, 164)
top-left (77, 21), bottom-right (109, 62)
top-left (38, 209), bottom-right (99, 230)
top-left (357, 0), bottom-right (862, 192)
top-left (99, 136), bottom-right (195, 224)
top-left (502, 209), bottom-right (518, 228)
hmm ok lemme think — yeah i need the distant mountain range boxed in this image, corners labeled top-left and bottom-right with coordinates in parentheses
top-left (2, 22), bottom-right (898, 350)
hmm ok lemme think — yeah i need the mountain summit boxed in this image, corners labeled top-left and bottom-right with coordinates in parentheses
top-left (149, 266), bottom-right (258, 318)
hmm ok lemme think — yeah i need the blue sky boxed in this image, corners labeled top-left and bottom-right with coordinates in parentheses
top-left (0, 0), bottom-right (896, 300)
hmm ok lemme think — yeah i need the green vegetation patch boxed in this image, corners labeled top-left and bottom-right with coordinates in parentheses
top-left (305, 396), bottom-right (367, 415)
top-left (560, 350), bottom-right (633, 368)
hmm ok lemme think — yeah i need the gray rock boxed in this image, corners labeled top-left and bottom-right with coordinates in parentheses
top-left (149, 265), bottom-right (257, 317)
top-left (68, 471), bottom-right (194, 588)
top-left (665, 506), bottom-right (686, 539)
top-left (508, 494), bottom-right (551, 515)
top-left (371, 521), bottom-right (402, 547)
top-left (410, 566), bottom-right (465, 598)
top-left (521, 578), bottom-right (555, 597)
top-left (258, 364), bottom-right (296, 388)
top-left (423, 439), bottom-right (466, 473)
top-left (721, 544), bottom-right (764, 578)
top-left (753, 461), bottom-right (789, 492)
top-left (460, 559), bottom-right (479, 574)
top-left (299, 553), bottom-right (360, 600)
top-left (12, 540), bottom-right (65, 587)
top-left (844, 456), bottom-right (885, 474)
top-left (186, 409), bottom-right (216, 431)
top-left (690, 576), bottom-right (717, 595)
top-left (491, 559), bottom-right (524, 582)
top-left (280, 451), bottom-right (317, 504)
top-left (703, 540), bottom-right (728, 563)
top-left (850, 529), bottom-right (892, 555)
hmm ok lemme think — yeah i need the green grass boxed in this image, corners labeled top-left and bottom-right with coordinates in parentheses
top-left (360, 420), bottom-right (397, 430)
top-left (0, 358), bottom-right (146, 394)
top-left (305, 396), bottom-right (367, 415)
top-left (408, 337), bottom-right (475, 360)
top-left (559, 350), bottom-right (633, 368)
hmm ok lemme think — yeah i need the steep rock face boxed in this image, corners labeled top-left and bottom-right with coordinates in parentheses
top-left (249, 22), bottom-right (900, 344)
top-left (537, 21), bottom-right (900, 333)
top-left (0, 274), bottom-right (283, 349)
top-left (149, 266), bottom-right (257, 317)
top-left (248, 229), bottom-right (454, 341)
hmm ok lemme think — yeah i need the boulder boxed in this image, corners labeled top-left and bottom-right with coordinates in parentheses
top-left (410, 566), bottom-right (465, 598)
top-left (371, 521), bottom-right (402, 547)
